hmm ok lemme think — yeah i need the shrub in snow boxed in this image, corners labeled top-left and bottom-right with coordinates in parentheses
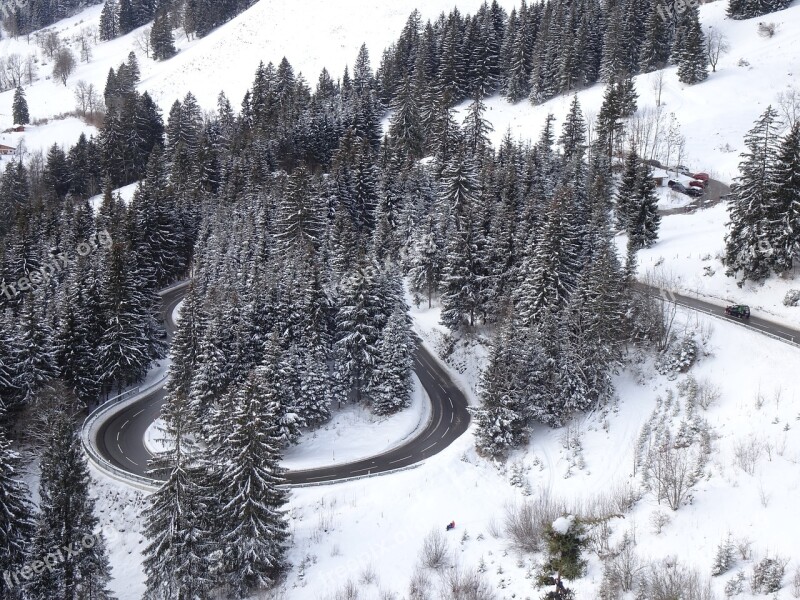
top-left (441, 566), bottom-right (497, 600)
top-left (725, 571), bottom-right (746, 596)
top-left (420, 529), bottom-right (449, 570)
top-left (504, 491), bottom-right (563, 554)
top-left (751, 556), bottom-right (787, 593)
top-left (600, 533), bottom-right (644, 597)
top-left (757, 22), bottom-right (777, 38)
top-left (643, 558), bottom-right (715, 600)
top-left (712, 535), bottom-right (737, 576)
top-left (407, 567), bottom-right (431, 600)
top-left (784, 289), bottom-right (800, 307)
top-left (656, 334), bottom-right (697, 377)
top-left (649, 510), bottom-right (671, 534)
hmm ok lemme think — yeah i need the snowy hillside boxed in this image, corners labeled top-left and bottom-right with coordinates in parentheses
top-left (3, 0), bottom-right (800, 599)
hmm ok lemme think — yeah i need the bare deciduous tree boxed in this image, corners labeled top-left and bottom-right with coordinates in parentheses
top-left (705, 28), bottom-right (730, 73)
top-left (776, 86), bottom-right (800, 130)
top-left (24, 55), bottom-right (38, 85)
top-left (53, 48), bottom-right (77, 86)
top-left (651, 70), bottom-right (665, 108)
top-left (40, 31), bottom-right (62, 60)
top-left (135, 27), bottom-right (153, 59)
top-left (77, 27), bottom-right (94, 63)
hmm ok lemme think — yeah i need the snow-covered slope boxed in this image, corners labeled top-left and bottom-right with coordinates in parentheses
top-left (8, 0), bottom-right (800, 598)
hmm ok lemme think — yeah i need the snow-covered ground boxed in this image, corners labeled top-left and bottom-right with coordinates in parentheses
top-left (0, 119), bottom-right (98, 164)
top-left (88, 182), bottom-right (139, 211)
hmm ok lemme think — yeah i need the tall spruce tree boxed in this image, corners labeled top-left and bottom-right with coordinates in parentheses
top-left (210, 368), bottom-right (290, 597)
top-left (0, 429), bottom-right (35, 600)
top-left (676, 8), bottom-right (708, 85)
top-left (725, 106), bottom-right (782, 283)
top-left (151, 10), bottom-right (176, 61)
top-left (768, 121), bottom-right (800, 273)
top-left (142, 389), bottom-right (212, 600)
top-left (12, 87), bottom-right (29, 125)
top-left (27, 414), bottom-right (114, 600)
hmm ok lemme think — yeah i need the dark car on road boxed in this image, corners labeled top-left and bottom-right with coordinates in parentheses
top-left (668, 180), bottom-right (687, 193)
top-left (725, 305), bottom-right (751, 319)
top-left (685, 187), bottom-right (704, 197)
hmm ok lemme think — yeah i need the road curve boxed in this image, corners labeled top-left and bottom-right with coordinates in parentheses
top-left (90, 284), bottom-right (472, 487)
top-left (633, 283), bottom-right (800, 346)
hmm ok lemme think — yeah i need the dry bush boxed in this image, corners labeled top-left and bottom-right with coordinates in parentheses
top-left (650, 510), bottom-right (671, 534)
top-left (602, 537), bottom-right (645, 596)
top-left (421, 529), bottom-right (449, 570)
top-left (359, 563), bottom-right (378, 585)
top-left (439, 565), bottom-right (497, 600)
top-left (733, 436), bottom-right (762, 475)
top-left (408, 566), bottom-right (432, 600)
top-left (330, 579), bottom-right (360, 600)
top-left (644, 558), bottom-right (715, 600)
top-left (503, 490), bottom-right (563, 553)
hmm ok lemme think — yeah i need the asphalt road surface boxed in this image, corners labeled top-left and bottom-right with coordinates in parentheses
top-left (92, 284), bottom-right (472, 486)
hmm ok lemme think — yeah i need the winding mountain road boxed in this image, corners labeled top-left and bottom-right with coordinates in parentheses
top-left (88, 273), bottom-right (800, 490)
top-left (88, 283), bottom-right (472, 488)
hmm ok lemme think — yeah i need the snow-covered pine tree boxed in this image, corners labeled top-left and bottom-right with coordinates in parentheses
top-left (335, 264), bottom-right (382, 405)
top-left (462, 94), bottom-right (494, 161)
top-left (615, 150), bottom-right (640, 232)
top-left (11, 87), bottom-right (29, 126)
top-left (473, 323), bottom-right (530, 457)
top-left (639, 0), bottom-right (672, 73)
top-left (210, 368), bottom-right (290, 597)
top-left (99, 0), bottom-right (119, 40)
top-left (675, 8), bottom-right (708, 85)
top-left (14, 296), bottom-right (56, 406)
top-left (628, 158), bottom-right (661, 249)
top-left (767, 120), bottom-right (800, 274)
top-left (725, 106), bottom-right (782, 283)
top-left (0, 428), bottom-right (34, 600)
top-left (407, 214), bottom-right (444, 308)
top-left (515, 187), bottom-right (580, 326)
top-left (27, 414), bottom-right (114, 600)
top-left (389, 76), bottom-right (425, 161)
top-left (142, 389), bottom-right (212, 600)
top-left (372, 305), bottom-right (414, 416)
top-left (559, 95), bottom-right (588, 166)
top-left (150, 9), bottom-right (176, 61)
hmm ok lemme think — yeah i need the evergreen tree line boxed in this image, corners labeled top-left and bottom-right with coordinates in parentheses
top-left (0, 55), bottom-right (203, 422)
top-left (98, 0), bottom-right (256, 43)
top-left (725, 107), bottom-right (800, 283)
top-left (1, 0), bottom-right (102, 36)
top-left (377, 0), bottom-right (709, 121)
top-left (727, 0), bottom-right (792, 19)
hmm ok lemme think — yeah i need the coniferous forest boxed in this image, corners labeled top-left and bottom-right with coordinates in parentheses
top-left (3, 0), bottom-right (798, 597)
